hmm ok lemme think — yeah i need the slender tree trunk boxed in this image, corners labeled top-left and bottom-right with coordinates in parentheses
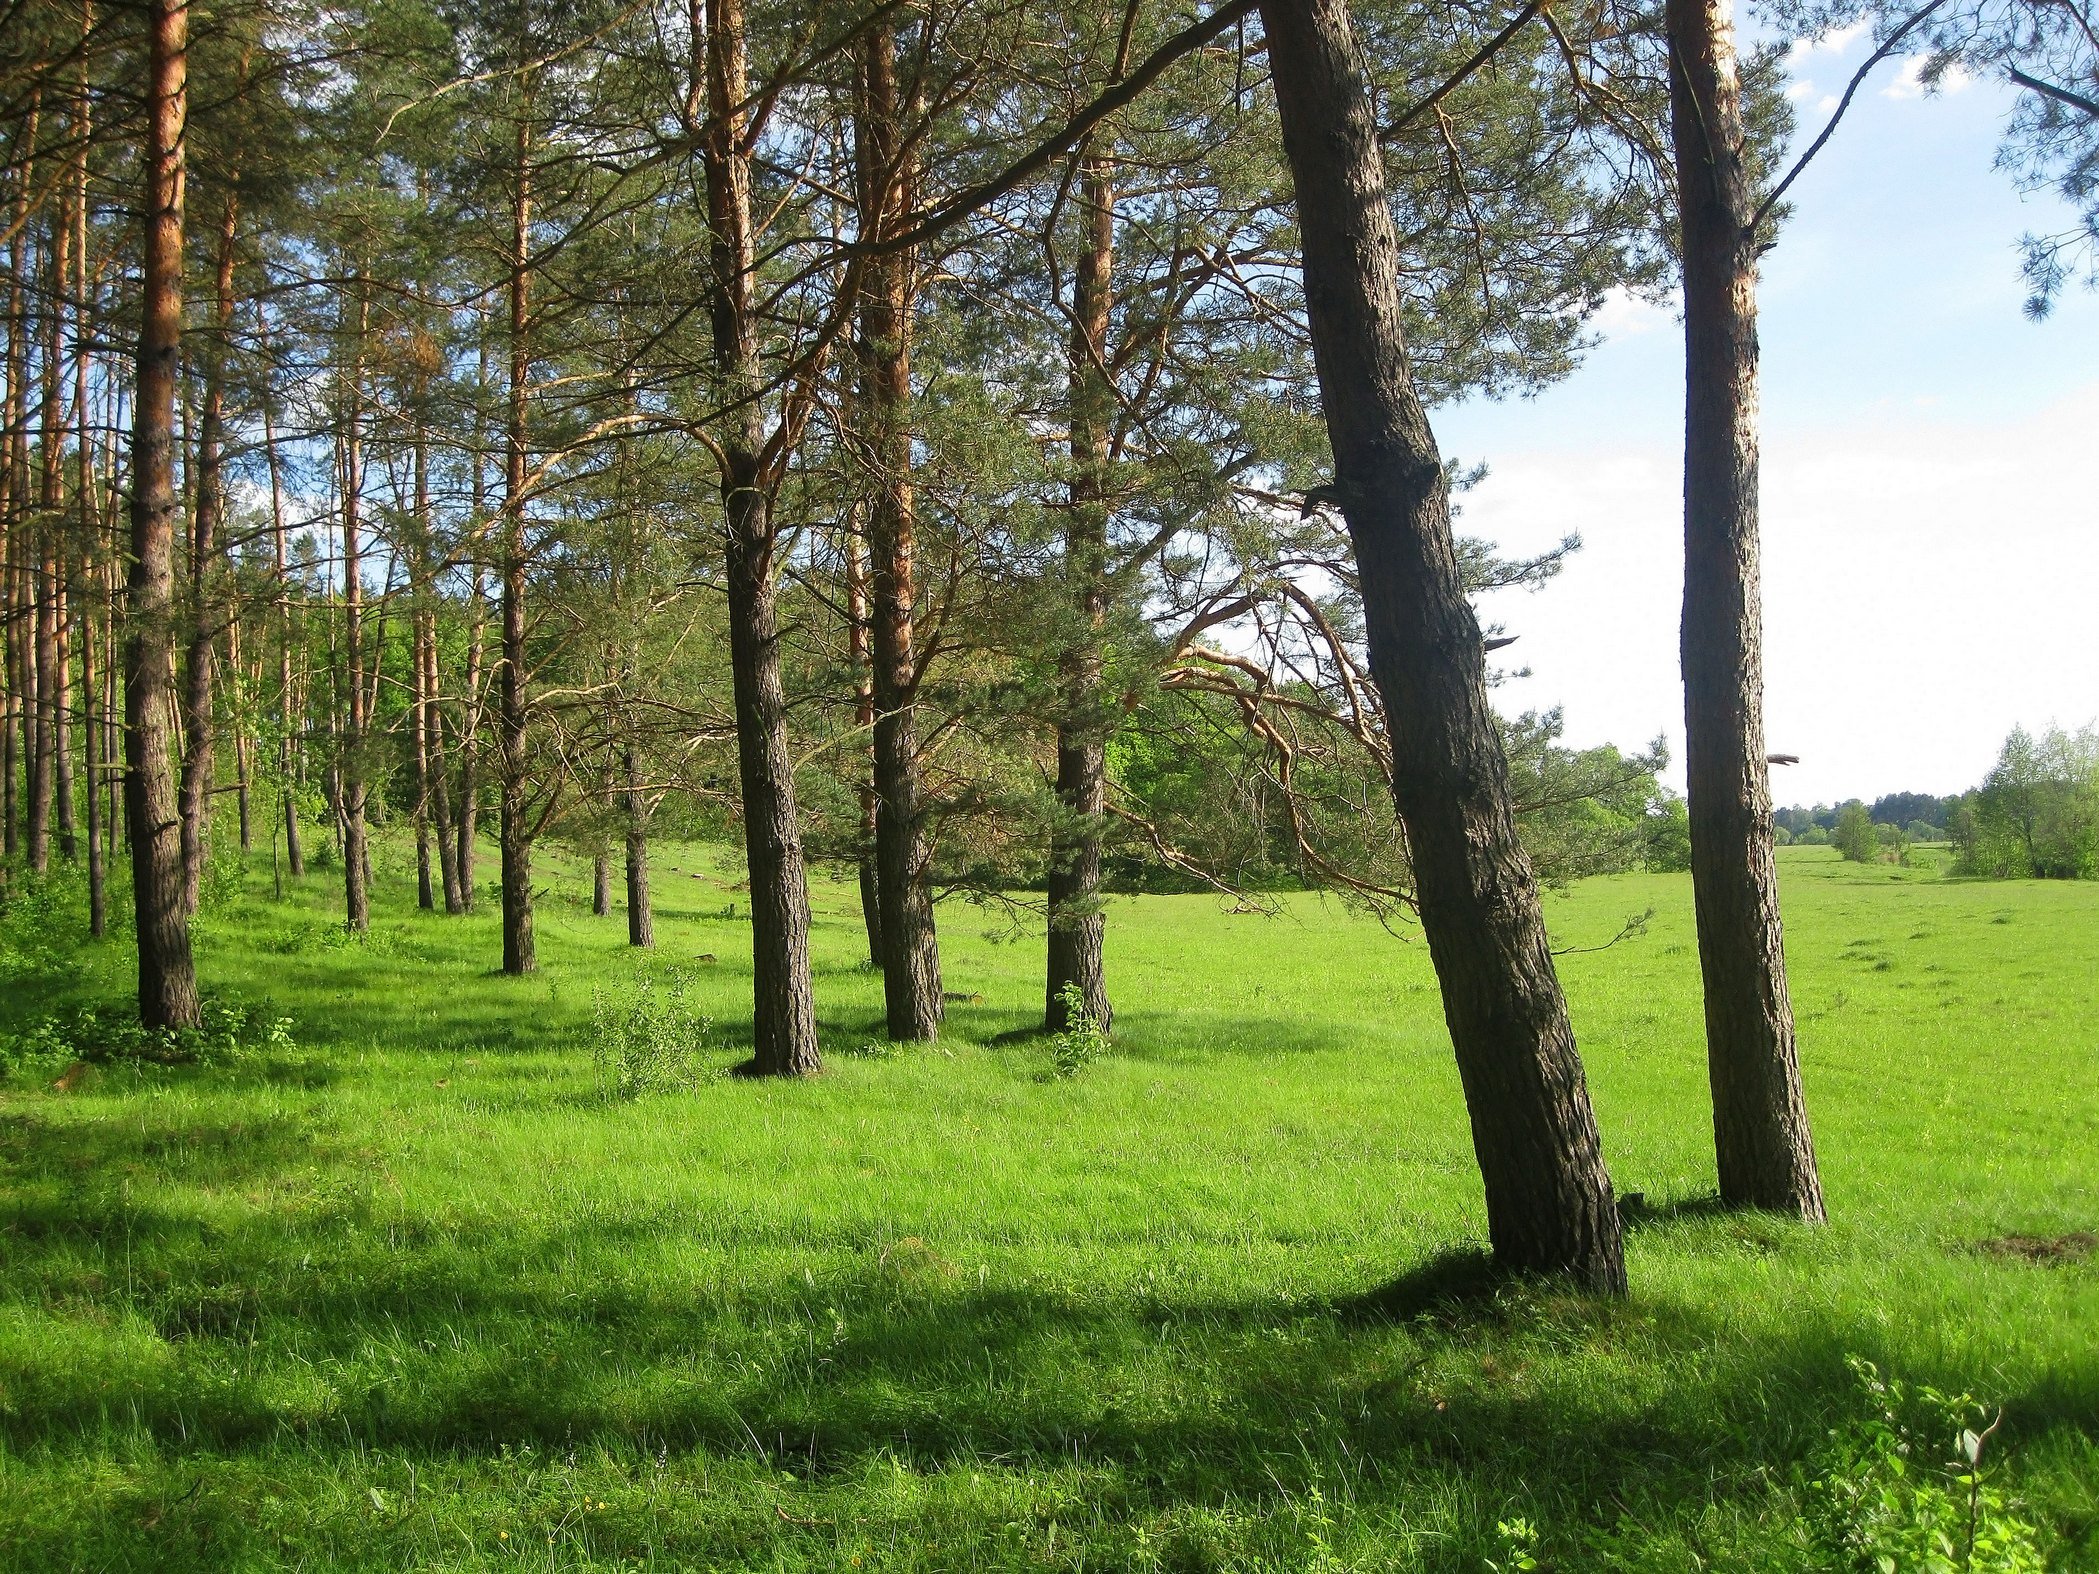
top-left (83, 575), bottom-right (104, 934)
top-left (124, 0), bottom-right (200, 1029)
top-left (425, 608), bottom-right (463, 912)
top-left (2, 93), bottom-right (36, 869)
top-left (856, 24), bottom-right (941, 1039)
top-left (259, 339), bottom-right (303, 878)
top-left (1260, 0), bottom-right (1624, 1290)
top-left (1668, 0), bottom-right (1826, 1221)
top-left (178, 187), bottom-right (239, 911)
top-left (457, 564), bottom-right (484, 908)
top-left (702, 0), bottom-right (818, 1074)
top-left (844, 517), bottom-right (883, 967)
top-left (410, 435), bottom-right (434, 912)
top-left (623, 739), bottom-right (652, 947)
top-left (592, 844), bottom-right (611, 915)
top-left (54, 582), bottom-right (75, 858)
top-left (339, 282), bottom-right (370, 934)
top-left (498, 119), bottom-right (535, 975)
top-left (1046, 151), bottom-right (1116, 1034)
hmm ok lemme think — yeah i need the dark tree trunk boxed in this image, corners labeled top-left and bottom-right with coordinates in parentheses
top-left (338, 284), bottom-right (370, 935)
top-left (178, 188), bottom-right (239, 912)
top-left (856, 24), bottom-right (941, 1040)
top-left (2, 102), bottom-right (33, 870)
top-left (1668, 0), bottom-right (1826, 1221)
top-left (1046, 152), bottom-right (1115, 1035)
top-left (260, 319), bottom-right (303, 879)
top-left (456, 565), bottom-right (484, 910)
top-left (623, 741), bottom-right (652, 947)
top-left (703, 0), bottom-right (819, 1075)
top-left (1260, 0), bottom-right (1625, 1291)
top-left (425, 610), bottom-right (463, 913)
top-left (124, 0), bottom-right (200, 1030)
top-left (592, 845), bottom-right (611, 915)
top-left (83, 580), bottom-right (104, 935)
top-left (498, 119), bottom-right (535, 975)
top-left (845, 518), bottom-right (883, 967)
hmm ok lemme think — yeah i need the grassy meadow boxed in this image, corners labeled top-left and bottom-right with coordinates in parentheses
top-left (0, 838), bottom-right (2094, 1570)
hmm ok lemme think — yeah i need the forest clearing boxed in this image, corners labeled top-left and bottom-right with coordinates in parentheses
top-left (2, 844), bottom-right (2094, 1569)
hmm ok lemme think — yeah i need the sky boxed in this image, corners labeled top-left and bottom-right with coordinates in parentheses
top-left (1440, 24), bottom-right (2099, 808)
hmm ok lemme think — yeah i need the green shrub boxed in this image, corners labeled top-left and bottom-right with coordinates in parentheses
top-left (1047, 982), bottom-right (1110, 1078)
top-left (2, 994), bottom-right (296, 1079)
top-left (591, 969), bottom-right (712, 1097)
top-left (1800, 1358), bottom-right (2044, 1572)
top-left (1834, 803), bottom-right (1880, 864)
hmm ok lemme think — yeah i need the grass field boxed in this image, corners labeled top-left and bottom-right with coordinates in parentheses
top-left (1, 838), bottom-right (2094, 1570)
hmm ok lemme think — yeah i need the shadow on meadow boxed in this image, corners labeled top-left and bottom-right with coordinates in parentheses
top-left (5, 1095), bottom-right (2095, 1539)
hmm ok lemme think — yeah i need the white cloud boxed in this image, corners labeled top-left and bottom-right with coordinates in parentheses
top-left (1464, 384), bottom-right (2099, 803)
top-left (1788, 19), bottom-right (1872, 60)
top-left (1884, 55), bottom-right (1973, 99)
top-left (1590, 286), bottom-right (1677, 339)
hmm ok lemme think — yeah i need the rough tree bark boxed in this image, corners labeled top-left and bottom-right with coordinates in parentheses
top-left (1045, 150), bottom-right (1116, 1035)
top-left (1259, 0), bottom-right (1625, 1289)
top-left (498, 116), bottom-right (535, 975)
top-left (623, 739), bottom-right (652, 946)
top-left (178, 184), bottom-right (239, 912)
top-left (1667, 0), bottom-right (1826, 1220)
top-left (845, 517), bottom-right (884, 967)
top-left (855, 23), bottom-right (942, 1040)
top-left (338, 282), bottom-right (370, 934)
top-left (701, 0), bottom-right (819, 1074)
top-left (123, 0), bottom-right (200, 1029)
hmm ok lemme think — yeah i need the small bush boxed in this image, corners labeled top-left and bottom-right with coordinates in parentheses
top-left (591, 969), bottom-right (712, 1097)
top-left (1047, 982), bottom-right (1110, 1078)
top-left (1800, 1358), bottom-right (2044, 1573)
top-left (2, 994), bottom-right (296, 1080)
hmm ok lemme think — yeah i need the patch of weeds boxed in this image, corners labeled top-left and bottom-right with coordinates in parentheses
top-left (591, 969), bottom-right (712, 1097)
top-left (1798, 1357), bottom-right (2045, 1573)
top-left (1046, 982), bottom-right (1110, 1079)
top-left (3, 993), bottom-right (296, 1079)
top-left (843, 1039), bottom-right (903, 1060)
top-left (261, 917), bottom-right (399, 955)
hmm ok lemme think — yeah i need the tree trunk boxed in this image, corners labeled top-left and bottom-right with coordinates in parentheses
top-left (425, 608), bottom-right (463, 912)
top-left (623, 740), bottom-right (652, 947)
top-left (856, 24), bottom-right (942, 1040)
top-left (1668, 0), bottom-right (1826, 1221)
top-left (592, 843), bottom-right (611, 915)
top-left (1259, 0), bottom-right (1625, 1290)
top-left (456, 564), bottom-right (484, 909)
top-left (702, 0), bottom-right (819, 1075)
top-left (844, 517), bottom-right (883, 967)
top-left (2, 95), bottom-right (35, 869)
top-left (338, 283), bottom-right (370, 934)
top-left (178, 187), bottom-right (239, 912)
top-left (123, 0), bottom-right (200, 1030)
top-left (1046, 152), bottom-right (1115, 1035)
top-left (83, 576), bottom-right (104, 935)
top-left (260, 309), bottom-right (303, 878)
top-left (498, 120), bottom-right (535, 975)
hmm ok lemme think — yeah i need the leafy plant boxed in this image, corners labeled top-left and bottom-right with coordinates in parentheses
top-left (1047, 982), bottom-right (1110, 1078)
top-left (1801, 1358), bottom-right (2044, 1573)
top-left (2, 994), bottom-right (296, 1079)
top-left (591, 969), bottom-right (712, 1097)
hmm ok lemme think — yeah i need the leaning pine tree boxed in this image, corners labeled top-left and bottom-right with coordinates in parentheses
top-left (1258, 0), bottom-right (1626, 1290)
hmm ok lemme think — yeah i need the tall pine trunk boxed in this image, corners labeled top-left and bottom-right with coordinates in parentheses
top-left (1046, 152), bottom-right (1115, 1034)
top-left (124, 0), bottom-right (200, 1029)
top-left (338, 282), bottom-right (370, 934)
top-left (179, 187), bottom-right (239, 912)
top-left (702, 0), bottom-right (818, 1074)
top-left (1667, 0), bottom-right (1825, 1221)
top-left (498, 120), bottom-right (535, 974)
top-left (1260, 0), bottom-right (1624, 1290)
top-left (855, 24), bottom-right (941, 1040)
top-left (845, 518), bottom-right (883, 966)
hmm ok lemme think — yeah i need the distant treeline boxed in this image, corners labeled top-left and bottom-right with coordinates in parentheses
top-left (1779, 724), bottom-right (2099, 879)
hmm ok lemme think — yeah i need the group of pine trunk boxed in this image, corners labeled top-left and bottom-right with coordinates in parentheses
top-left (7, 0), bottom-right (1825, 1295)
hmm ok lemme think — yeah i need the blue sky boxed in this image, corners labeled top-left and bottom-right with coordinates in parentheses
top-left (1441, 22), bottom-right (2099, 807)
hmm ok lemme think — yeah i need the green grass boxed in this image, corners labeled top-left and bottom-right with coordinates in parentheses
top-left (1, 838), bottom-right (2094, 1570)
